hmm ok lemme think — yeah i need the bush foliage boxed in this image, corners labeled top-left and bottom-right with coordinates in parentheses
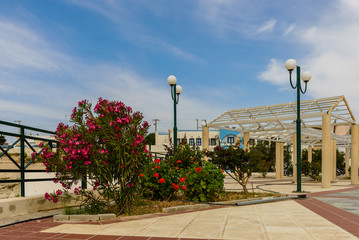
top-left (206, 144), bottom-right (261, 195)
top-left (37, 98), bottom-right (150, 214)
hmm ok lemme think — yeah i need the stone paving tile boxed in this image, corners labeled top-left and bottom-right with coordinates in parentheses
top-left (315, 197), bottom-right (359, 216)
top-left (3, 181), bottom-right (359, 240)
top-left (324, 189), bottom-right (359, 198)
top-left (297, 197), bottom-right (359, 238)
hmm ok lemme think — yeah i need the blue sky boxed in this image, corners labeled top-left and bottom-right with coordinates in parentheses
top-left (1, 0), bottom-right (359, 135)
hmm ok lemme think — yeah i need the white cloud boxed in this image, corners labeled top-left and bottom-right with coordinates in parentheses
top-left (0, 99), bottom-right (64, 120)
top-left (258, 0), bottom-right (359, 118)
top-left (284, 24), bottom-right (295, 36)
top-left (258, 59), bottom-right (288, 86)
top-left (0, 17), bottom-right (218, 132)
top-left (0, 20), bottom-right (68, 71)
top-left (195, 0), bottom-right (263, 37)
top-left (68, 0), bottom-right (204, 64)
top-left (257, 19), bottom-right (276, 33)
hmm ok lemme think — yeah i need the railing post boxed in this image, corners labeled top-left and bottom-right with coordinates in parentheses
top-left (81, 175), bottom-right (87, 189)
top-left (20, 126), bottom-right (25, 197)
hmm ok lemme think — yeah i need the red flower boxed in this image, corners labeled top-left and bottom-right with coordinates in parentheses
top-left (155, 165), bottom-right (160, 169)
top-left (180, 177), bottom-right (185, 183)
top-left (196, 167), bottom-right (202, 173)
top-left (159, 178), bottom-right (165, 184)
top-left (173, 184), bottom-right (179, 191)
top-left (182, 185), bottom-right (187, 190)
top-left (176, 160), bottom-right (182, 163)
top-left (139, 173), bottom-right (144, 177)
top-left (153, 173), bottom-right (159, 178)
top-left (154, 158), bottom-right (161, 164)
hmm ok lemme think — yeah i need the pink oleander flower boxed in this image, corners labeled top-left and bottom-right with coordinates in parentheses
top-left (56, 190), bottom-right (63, 196)
top-left (45, 192), bottom-right (51, 200)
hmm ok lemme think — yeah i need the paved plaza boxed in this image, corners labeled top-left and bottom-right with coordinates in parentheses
top-left (1, 178), bottom-right (359, 239)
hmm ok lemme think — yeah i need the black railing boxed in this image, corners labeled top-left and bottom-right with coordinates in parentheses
top-left (0, 120), bottom-right (57, 197)
top-left (151, 152), bottom-right (167, 160)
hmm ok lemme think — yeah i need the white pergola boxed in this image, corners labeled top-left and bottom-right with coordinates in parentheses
top-left (208, 95), bottom-right (355, 147)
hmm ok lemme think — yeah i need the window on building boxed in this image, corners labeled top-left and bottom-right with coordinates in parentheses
top-left (196, 138), bottom-right (201, 146)
top-left (210, 138), bottom-right (216, 146)
top-left (189, 138), bottom-right (195, 146)
top-left (227, 136), bottom-right (235, 144)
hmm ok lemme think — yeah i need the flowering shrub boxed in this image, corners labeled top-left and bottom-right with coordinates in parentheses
top-left (183, 161), bottom-right (225, 202)
top-left (140, 144), bottom-right (224, 202)
top-left (37, 98), bottom-right (149, 214)
top-left (165, 144), bottom-right (203, 170)
top-left (139, 158), bottom-right (186, 200)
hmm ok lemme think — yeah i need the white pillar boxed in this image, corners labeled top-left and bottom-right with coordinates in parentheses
top-left (276, 142), bottom-right (281, 179)
top-left (345, 148), bottom-right (350, 177)
top-left (243, 132), bottom-right (250, 151)
top-left (332, 139), bottom-right (337, 181)
top-left (202, 126), bottom-right (209, 151)
top-left (308, 145), bottom-right (312, 163)
top-left (322, 114), bottom-right (331, 188)
top-left (280, 142), bottom-right (284, 179)
top-left (351, 124), bottom-right (358, 185)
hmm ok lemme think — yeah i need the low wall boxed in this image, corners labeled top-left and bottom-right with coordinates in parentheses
top-left (0, 195), bottom-right (71, 225)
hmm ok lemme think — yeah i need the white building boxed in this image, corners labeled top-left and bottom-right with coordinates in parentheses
top-left (150, 128), bottom-right (241, 154)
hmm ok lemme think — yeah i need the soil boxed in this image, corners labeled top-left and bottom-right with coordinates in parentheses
top-left (0, 155), bottom-right (45, 199)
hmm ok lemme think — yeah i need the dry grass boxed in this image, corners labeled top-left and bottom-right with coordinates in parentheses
top-left (119, 191), bottom-right (280, 217)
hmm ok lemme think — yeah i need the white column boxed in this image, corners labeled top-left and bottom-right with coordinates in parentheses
top-left (345, 148), bottom-right (350, 177)
top-left (322, 114), bottom-right (331, 188)
top-left (308, 145), bottom-right (312, 163)
top-left (243, 132), bottom-right (250, 151)
top-left (280, 142), bottom-right (284, 179)
top-left (276, 142), bottom-right (281, 179)
top-left (332, 139), bottom-right (337, 181)
top-left (351, 124), bottom-right (358, 185)
top-left (202, 126), bottom-right (209, 151)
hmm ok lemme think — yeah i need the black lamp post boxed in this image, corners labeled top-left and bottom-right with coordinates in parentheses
top-left (167, 75), bottom-right (182, 151)
top-left (285, 59), bottom-right (312, 192)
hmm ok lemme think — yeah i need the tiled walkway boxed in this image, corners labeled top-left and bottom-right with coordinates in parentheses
top-left (1, 184), bottom-right (359, 240)
top-left (297, 186), bottom-right (359, 238)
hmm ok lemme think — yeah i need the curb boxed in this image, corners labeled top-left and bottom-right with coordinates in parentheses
top-left (53, 213), bottom-right (116, 222)
top-left (162, 197), bottom-right (280, 213)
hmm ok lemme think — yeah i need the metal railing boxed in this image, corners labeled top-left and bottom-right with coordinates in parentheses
top-left (0, 120), bottom-right (57, 197)
top-left (151, 152), bottom-right (167, 160)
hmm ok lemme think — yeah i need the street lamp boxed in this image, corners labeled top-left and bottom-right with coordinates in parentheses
top-left (167, 75), bottom-right (182, 151)
top-left (285, 59), bottom-right (311, 192)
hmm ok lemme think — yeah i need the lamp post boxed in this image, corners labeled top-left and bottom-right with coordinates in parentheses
top-left (285, 59), bottom-right (311, 192)
top-left (167, 75), bottom-right (182, 151)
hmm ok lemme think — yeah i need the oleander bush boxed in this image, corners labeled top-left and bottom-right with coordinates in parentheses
top-left (36, 98), bottom-right (150, 214)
